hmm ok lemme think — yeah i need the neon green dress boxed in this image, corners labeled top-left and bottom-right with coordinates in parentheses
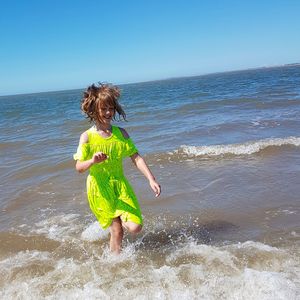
top-left (73, 125), bottom-right (143, 229)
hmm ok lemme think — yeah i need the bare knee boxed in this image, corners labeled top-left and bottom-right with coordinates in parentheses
top-left (126, 223), bottom-right (142, 234)
top-left (132, 225), bottom-right (142, 234)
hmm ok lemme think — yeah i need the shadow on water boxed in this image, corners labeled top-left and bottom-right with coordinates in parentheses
top-left (0, 220), bottom-right (239, 262)
top-left (132, 220), bottom-right (239, 252)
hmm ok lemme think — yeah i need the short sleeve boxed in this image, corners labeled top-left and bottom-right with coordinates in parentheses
top-left (124, 138), bottom-right (138, 157)
top-left (73, 143), bottom-right (90, 161)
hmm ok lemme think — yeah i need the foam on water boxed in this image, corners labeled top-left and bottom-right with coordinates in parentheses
top-left (81, 221), bottom-right (109, 241)
top-left (27, 215), bottom-right (109, 243)
top-left (5, 209), bottom-right (298, 299)
top-left (0, 239), bottom-right (299, 300)
top-left (180, 136), bottom-right (300, 157)
top-left (1, 65), bottom-right (300, 299)
top-left (30, 214), bottom-right (82, 241)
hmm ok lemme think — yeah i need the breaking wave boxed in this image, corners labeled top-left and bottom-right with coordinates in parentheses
top-left (177, 136), bottom-right (300, 158)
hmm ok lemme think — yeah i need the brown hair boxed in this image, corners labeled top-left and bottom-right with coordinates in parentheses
top-left (81, 83), bottom-right (126, 123)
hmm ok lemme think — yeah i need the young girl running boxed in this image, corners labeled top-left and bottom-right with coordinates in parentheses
top-left (74, 83), bottom-right (161, 254)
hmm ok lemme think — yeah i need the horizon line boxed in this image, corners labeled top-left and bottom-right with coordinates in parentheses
top-left (1, 62), bottom-right (299, 98)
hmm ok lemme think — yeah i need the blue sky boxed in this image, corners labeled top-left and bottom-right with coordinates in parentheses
top-left (1, 0), bottom-right (299, 95)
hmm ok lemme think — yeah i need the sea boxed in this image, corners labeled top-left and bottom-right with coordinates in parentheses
top-left (0, 65), bottom-right (300, 299)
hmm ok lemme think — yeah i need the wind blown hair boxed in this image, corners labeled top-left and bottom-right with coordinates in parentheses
top-left (81, 83), bottom-right (127, 123)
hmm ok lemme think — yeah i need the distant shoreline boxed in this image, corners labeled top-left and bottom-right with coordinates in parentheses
top-left (1, 63), bottom-right (299, 98)
top-left (155, 63), bottom-right (300, 82)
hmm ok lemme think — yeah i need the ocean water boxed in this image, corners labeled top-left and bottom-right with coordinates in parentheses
top-left (0, 65), bottom-right (300, 299)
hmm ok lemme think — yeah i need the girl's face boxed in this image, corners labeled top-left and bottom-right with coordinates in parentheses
top-left (99, 104), bottom-right (115, 125)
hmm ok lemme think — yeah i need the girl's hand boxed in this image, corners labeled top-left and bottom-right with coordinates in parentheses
top-left (149, 179), bottom-right (161, 197)
top-left (92, 152), bottom-right (108, 164)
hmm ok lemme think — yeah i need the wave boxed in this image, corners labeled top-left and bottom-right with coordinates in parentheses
top-left (176, 136), bottom-right (300, 158)
top-left (0, 238), bottom-right (298, 299)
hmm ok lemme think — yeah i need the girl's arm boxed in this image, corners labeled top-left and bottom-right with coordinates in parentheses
top-left (131, 153), bottom-right (161, 197)
top-left (75, 132), bottom-right (107, 173)
top-left (119, 127), bottom-right (161, 197)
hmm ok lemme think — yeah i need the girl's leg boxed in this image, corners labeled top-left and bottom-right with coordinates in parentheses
top-left (122, 221), bottom-right (142, 234)
top-left (109, 217), bottom-right (123, 254)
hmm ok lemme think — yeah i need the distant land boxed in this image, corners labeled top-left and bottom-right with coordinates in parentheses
top-left (132, 63), bottom-right (300, 85)
top-left (1, 63), bottom-right (299, 97)
top-left (283, 63), bottom-right (300, 66)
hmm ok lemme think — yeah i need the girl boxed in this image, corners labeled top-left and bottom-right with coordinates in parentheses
top-left (74, 83), bottom-right (161, 254)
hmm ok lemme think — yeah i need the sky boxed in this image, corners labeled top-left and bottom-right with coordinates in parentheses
top-left (0, 0), bottom-right (299, 96)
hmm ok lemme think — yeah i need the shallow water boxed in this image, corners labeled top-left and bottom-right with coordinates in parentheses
top-left (0, 65), bottom-right (300, 299)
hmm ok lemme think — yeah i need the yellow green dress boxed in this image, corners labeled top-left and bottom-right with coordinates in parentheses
top-left (73, 125), bottom-right (143, 229)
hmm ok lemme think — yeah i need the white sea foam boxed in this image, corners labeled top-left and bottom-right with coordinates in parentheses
top-left (0, 250), bottom-right (51, 271)
top-left (81, 221), bottom-right (109, 241)
top-left (30, 214), bottom-right (82, 241)
top-left (30, 214), bottom-right (109, 243)
top-left (0, 241), bottom-right (299, 300)
top-left (180, 136), bottom-right (300, 157)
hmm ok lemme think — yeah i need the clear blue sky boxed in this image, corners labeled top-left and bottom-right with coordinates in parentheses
top-left (1, 0), bottom-right (299, 95)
